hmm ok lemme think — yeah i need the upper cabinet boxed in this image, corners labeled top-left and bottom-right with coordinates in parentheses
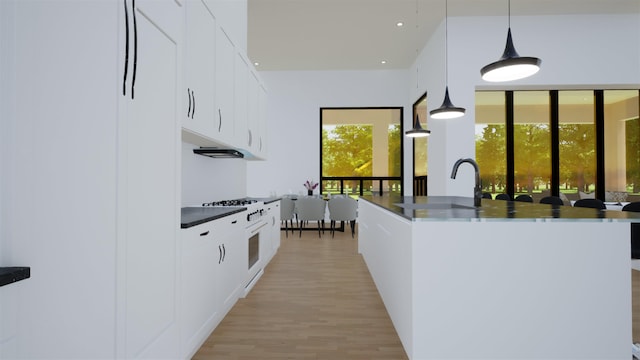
top-left (181, 0), bottom-right (266, 160)
top-left (214, 26), bottom-right (236, 146)
top-left (183, 0), bottom-right (216, 138)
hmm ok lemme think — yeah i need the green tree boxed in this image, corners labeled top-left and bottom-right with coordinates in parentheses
top-left (627, 117), bottom-right (640, 193)
top-left (388, 124), bottom-right (401, 177)
top-left (476, 124), bottom-right (506, 193)
top-left (322, 125), bottom-right (373, 178)
top-left (559, 123), bottom-right (595, 192)
top-left (513, 124), bottom-right (550, 194)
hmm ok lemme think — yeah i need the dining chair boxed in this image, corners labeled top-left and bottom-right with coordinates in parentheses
top-left (328, 196), bottom-right (358, 238)
top-left (573, 198), bottom-right (606, 210)
top-left (280, 197), bottom-right (296, 237)
top-left (495, 193), bottom-right (510, 201)
top-left (295, 196), bottom-right (327, 238)
top-left (540, 196), bottom-right (564, 206)
top-left (622, 202), bottom-right (640, 212)
top-left (514, 194), bottom-right (533, 202)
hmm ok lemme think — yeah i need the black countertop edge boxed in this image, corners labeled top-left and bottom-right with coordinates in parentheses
top-left (247, 196), bottom-right (282, 204)
top-left (0, 267), bottom-right (31, 287)
top-left (360, 195), bottom-right (640, 221)
top-left (181, 207), bottom-right (246, 229)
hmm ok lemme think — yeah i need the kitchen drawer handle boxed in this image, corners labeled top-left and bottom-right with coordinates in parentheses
top-left (199, 230), bottom-right (209, 237)
top-left (218, 108), bottom-right (222, 132)
top-left (131, 0), bottom-right (138, 99)
top-left (187, 88), bottom-right (191, 117)
top-left (218, 245), bottom-right (222, 264)
top-left (122, 0), bottom-right (130, 97)
top-left (191, 90), bottom-right (195, 118)
top-left (231, 220), bottom-right (237, 224)
top-left (222, 244), bottom-right (226, 262)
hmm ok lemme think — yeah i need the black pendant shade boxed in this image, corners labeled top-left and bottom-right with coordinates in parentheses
top-left (429, 86), bottom-right (466, 119)
top-left (481, 21), bottom-right (541, 81)
top-left (405, 115), bottom-right (431, 138)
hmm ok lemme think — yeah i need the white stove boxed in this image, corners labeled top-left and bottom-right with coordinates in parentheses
top-left (200, 198), bottom-right (267, 227)
top-left (199, 198), bottom-right (267, 295)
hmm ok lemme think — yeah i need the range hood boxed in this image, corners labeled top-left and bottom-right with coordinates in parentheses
top-left (193, 147), bottom-right (244, 159)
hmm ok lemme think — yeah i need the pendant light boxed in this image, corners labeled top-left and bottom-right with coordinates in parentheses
top-left (480, 0), bottom-right (541, 82)
top-left (429, 0), bottom-right (465, 120)
top-left (405, 0), bottom-right (431, 137)
top-left (405, 115), bottom-right (431, 137)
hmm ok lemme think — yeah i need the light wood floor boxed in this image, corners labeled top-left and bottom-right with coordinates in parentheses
top-left (193, 224), bottom-right (408, 360)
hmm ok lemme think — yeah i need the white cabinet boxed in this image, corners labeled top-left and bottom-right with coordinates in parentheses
top-left (258, 82), bottom-right (269, 158)
top-left (265, 201), bottom-right (281, 263)
top-left (180, 223), bottom-right (220, 357)
top-left (1, 0), bottom-right (181, 358)
top-left (180, 212), bottom-right (244, 359)
top-left (234, 51), bottom-right (250, 150)
top-left (120, 0), bottom-right (182, 358)
top-left (214, 26), bottom-right (236, 146)
top-left (182, 0), bottom-right (216, 139)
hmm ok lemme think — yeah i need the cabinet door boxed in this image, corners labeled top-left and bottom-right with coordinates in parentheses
top-left (268, 201), bottom-right (281, 261)
top-left (247, 70), bottom-right (260, 155)
top-left (180, 224), bottom-right (219, 358)
top-left (183, 0), bottom-right (216, 138)
top-left (121, 0), bottom-right (180, 358)
top-left (217, 213), bottom-right (244, 313)
top-left (214, 26), bottom-right (236, 145)
top-left (234, 52), bottom-right (249, 149)
top-left (257, 82), bottom-right (268, 159)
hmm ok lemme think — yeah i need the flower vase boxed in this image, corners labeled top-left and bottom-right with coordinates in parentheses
top-left (307, 190), bottom-right (313, 196)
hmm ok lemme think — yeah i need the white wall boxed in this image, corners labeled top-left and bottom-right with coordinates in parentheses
top-left (181, 141), bottom-right (247, 205)
top-left (246, 70), bottom-right (410, 197)
top-left (250, 13), bottom-right (640, 199)
top-left (411, 13), bottom-right (640, 196)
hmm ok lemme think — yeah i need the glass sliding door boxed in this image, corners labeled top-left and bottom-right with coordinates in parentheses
top-left (604, 90), bottom-right (640, 202)
top-left (475, 91), bottom-right (506, 197)
top-left (513, 91), bottom-right (551, 202)
top-left (412, 94), bottom-right (428, 195)
top-left (558, 90), bottom-right (596, 202)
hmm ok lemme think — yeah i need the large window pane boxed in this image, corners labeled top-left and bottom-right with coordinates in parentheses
top-left (559, 90), bottom-right (596, 200)
top-left (604, 90), bottom-right (640, 202)
top-left (513, 91), bottom-right (551, 201)
top-left (321, 108), bottom-right (402, 196)
top-left (412, 95), bottom-right (428, 195)
top-left (475, 91), bottom-right (506, 196)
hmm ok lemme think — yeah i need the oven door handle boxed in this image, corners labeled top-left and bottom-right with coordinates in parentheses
top-left (249, 222), bottom-right (267, 235)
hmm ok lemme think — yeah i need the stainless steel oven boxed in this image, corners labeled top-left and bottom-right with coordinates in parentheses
top-left (245, 208), bottom-right (268, 295)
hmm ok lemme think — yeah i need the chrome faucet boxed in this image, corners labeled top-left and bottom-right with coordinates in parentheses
top-left (451, 158), bottom-right (482, 207)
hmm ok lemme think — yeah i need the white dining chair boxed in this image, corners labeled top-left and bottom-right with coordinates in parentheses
top-left (295, 196), bottom-right (327, 238)
top-left (328, 196), bottom-right (358, 238)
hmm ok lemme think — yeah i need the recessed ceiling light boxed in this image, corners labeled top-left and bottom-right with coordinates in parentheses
top-left (254, 62), bottom-right (259, 66)
top-left (381, 60), bottom-right (387, 64)
top-left (396, 22), bottom-right (404, 27)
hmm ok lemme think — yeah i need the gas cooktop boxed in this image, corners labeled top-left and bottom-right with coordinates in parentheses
top-left (201, 199), bottom-right (258, 207)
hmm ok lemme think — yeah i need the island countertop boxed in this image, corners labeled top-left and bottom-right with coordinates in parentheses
top-left (360, 195), bottom-right (640, 222)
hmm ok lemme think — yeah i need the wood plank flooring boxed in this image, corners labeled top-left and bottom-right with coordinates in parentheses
top-left (193, 224), bottom-right (408, 359)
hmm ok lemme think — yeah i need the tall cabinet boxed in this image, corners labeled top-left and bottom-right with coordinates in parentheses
top-left (0, 0), bottom-right (181, 358)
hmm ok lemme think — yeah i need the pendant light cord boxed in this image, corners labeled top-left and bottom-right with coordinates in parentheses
top-left (416, 0), bottom-right (419, 90)
top-left (444, 0), bottom-right (449, 86)
top-left (508, 0), bottom-right (511, 28)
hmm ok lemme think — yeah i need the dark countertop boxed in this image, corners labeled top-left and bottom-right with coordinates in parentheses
top-left (181, 207), bottom-right (246, 229)
top-left (246, 196), bottom-right (281, 204)
top-left (360, 195), bottom-right (640, 222)
top-left (0, 267), bottom-right (30, 287)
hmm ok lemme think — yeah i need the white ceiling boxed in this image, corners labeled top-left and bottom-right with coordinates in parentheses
top-left (247, 0), bottom-right (640, 71)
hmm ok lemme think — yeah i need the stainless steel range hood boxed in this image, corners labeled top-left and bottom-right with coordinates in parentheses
top-left (193, 147), bottom-right (244, 159)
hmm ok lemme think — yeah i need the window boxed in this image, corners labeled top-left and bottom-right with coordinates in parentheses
top-left (321, 108), bottom-right (403, 196)
top-left (412, 94), bottom-right (428, 195)
top-left (475, 89), bottom-right (640, 202)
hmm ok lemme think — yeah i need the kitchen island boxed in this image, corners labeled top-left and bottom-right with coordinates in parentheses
top-left (358, 195), bottom-right (640, 360)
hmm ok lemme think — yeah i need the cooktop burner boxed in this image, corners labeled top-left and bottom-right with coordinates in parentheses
top-left (202, 199), bottom-right (258, 207)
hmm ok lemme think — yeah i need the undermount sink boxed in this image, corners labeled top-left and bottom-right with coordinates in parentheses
top-left (393, 203), bottom-right (476, 210)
